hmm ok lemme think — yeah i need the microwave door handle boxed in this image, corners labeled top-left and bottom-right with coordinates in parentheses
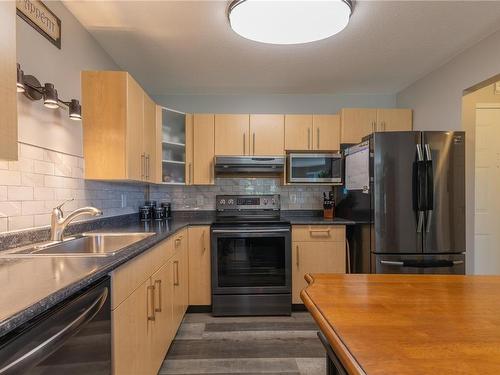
top-left (0, 288), bottom-right (108, 374)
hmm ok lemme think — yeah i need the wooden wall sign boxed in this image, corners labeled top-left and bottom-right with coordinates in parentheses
top-left (16, 0), bottom-right (61, 49)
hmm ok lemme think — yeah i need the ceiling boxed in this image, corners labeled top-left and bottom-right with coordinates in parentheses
top-left (64, 1), bottom-right (500, 96)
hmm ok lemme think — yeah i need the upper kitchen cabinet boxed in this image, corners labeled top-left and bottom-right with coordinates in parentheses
top-left (340, 108), bottom-right (413, 144)
top-left (161, 108), bottom-right (187, 184)
top-left (0, 1), bottom-right (18, 161)
top-left (376, 108), bottom-right (413, 132)
top-left (250, 114), bottom-right (285, 155)
top-left (192, 114), bottom-right (215, 185)
top-left (214, 114), bottom-right (249, 155)
top-left (313, 115), bottom-right (341, 151)
top-left (285, 114), bottom-right (340, 151)
top-left (340, 108), bottom-right (377, 145)
top-left (82, 71), bottom-right (158, 182)
top-left (284, 115), bottom-right (312, 151)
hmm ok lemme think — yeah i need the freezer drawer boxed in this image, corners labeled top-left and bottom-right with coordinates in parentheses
top-left (372, 254), bottom-right (465, 275)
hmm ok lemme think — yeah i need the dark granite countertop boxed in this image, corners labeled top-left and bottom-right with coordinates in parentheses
top-left (0, 210), bottom-right (354, 337)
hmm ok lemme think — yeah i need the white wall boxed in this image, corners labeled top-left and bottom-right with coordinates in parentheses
top-left (16, 1), bottom-right (118, 157)
top-left (397, 28), bottom-right (500, 275)
top-left (397, 29), bottom-right (500, 130)
top-left (153, 93), bottom-right (396, 114)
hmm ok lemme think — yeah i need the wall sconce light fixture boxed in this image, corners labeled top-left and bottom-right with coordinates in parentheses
top-left (16, 63), bottom-right (82, 121)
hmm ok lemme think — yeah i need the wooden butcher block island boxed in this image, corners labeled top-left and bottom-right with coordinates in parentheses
top-left (301, 273), bottom-right (500, 375)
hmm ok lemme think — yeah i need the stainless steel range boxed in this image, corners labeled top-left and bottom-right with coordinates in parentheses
top-left (211, 194), bottom-right (291, 316)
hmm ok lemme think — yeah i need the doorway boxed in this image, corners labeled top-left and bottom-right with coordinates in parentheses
top-left (475, 103), bottom-right (500, 274)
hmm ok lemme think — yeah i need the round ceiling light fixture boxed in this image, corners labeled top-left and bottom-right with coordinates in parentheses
top-left (228, 0), bottom-right (353, 45)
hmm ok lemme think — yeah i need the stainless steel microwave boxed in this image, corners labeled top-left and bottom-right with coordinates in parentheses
top-left (287, 153), bottom-right (342, 184)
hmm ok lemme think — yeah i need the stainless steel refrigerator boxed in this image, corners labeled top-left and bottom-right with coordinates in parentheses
top-left (342, 131), bottom-right (466, 275)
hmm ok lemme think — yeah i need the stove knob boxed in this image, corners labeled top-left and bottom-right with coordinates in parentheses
top-left (263, 199), bottom-right (268, 205)
top-left (271, 199), bottom-right (276, 206)
top-left (228, 199), bottom-right (234, 205)
top-left (219, 199), bottom-right (226, 205)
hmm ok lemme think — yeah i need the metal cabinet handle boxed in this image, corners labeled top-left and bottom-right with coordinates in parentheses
top-left (252, 132), bottom-right (256, 155)
top-left (296, 245), bottom-right (299, 267)
top-left (173, 260), bottom-right (180, 286)
top-left (307, 128), bottom-right (310, 149)
top-left (243, 133), bottom-right (246, 155)
top-left (154, 280), bottom-right (162, 312)
top-left (202, 230), bottom-right (206, 253)
top-left (317, 128), bottom-right (320, 149)
top-left (145, 154), bottom-right (150, 180)
top-left (188, 163), bottom-right (192, 184)
top-left (147, 285), bottom-right (155, 321)
top-left (309, 229), bottom-right (331, 235)
top-left (141, 153), bottom-right (145, 179)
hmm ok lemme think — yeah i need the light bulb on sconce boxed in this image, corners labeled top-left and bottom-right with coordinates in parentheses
top-left (43, 83), bottom-right (59, 109)
top-left (68, 99), bottom-right (82, 121)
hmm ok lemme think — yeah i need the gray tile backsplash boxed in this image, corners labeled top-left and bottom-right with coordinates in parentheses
top-left (150, 178), bottom-right (330, 211)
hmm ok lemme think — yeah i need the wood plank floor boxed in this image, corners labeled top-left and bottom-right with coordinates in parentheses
top-left (159, 313), bottom-right (326, 375)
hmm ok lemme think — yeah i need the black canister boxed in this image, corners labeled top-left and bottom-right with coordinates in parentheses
top-left (161, 202), bottom-right (171, 218)
top-left (140, 206), bottom-right (152, 221)
top-left (153, 206), bottom-right (165, 221)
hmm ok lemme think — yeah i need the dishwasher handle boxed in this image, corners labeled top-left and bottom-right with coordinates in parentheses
top-left (0, 282), bottom-right (109, 375)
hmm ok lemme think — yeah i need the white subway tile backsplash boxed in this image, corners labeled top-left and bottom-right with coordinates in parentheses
top-left (20, 144), bottom-right (44, 161)
top-left (0, 187), bottom-right (7, 201)
top-left (0, 170), bottom-right (22, 186)
top-left (0, 218), bottom-right (7, 232)
top-left (0, 202), bottom-right (22, 217)
top-left (22, 201), bottom-right (48, 216)
top-left (8, 158), bottom-right (34, 173)
top-left (34, 213), bottom-right (51, 227)
top-left (8, 215), bottom-right (34, 231)
top-left (7, 186), bottom-right (33, 201)
top-left (33, 160), bottom-right (55, 175)
top-left (34, 187), bottom-right (55, 201)
top-left (54, 163), bottom-right (72, 177)
top-left (21, 172), bottom-right (44, 187)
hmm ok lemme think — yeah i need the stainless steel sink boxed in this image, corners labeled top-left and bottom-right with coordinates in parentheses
top-left (0, 232), bottom-right (155, 258)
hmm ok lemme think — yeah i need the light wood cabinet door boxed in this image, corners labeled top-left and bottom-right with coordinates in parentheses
top-left (0, 0), bottom-right (17, 161)
top-left (214, 114), bottom-right (249, 155)
top-left (188, 226), bottom-right (211, 306)
top-left (284, 115), bottom-right (312, 151)
top-left (150, 262), bottom-right (174, 370)
top-left (340, 108), bottom-right (377, 144)
top-left (143, 93), bottom-right (158, 183)
top-left (376, 108), bottom-right (413, 132)
top-left (185, 113), bottom-right (194, 185)
top-left (313, 115), bottom-right (340, 151)
top-left (193, 114), bottom-right (215, 185)
top-left (250, 114), bottom-right (285, 155)
top-left (126, 75), bottom-right (145, 181)
top-left (292, 241), bottom-right (346, 304)
top-left (112, 278), bottom-right (155, 375)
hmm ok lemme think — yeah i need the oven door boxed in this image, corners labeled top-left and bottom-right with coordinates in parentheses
top-left (287, 153), bottom-right (342, 183)
top-left (211, 225), bottom-right (291, 295)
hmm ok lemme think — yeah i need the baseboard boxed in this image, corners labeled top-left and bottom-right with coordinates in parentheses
top-left (187, 305), bottom-right (212, 313)
top-left (292, 303), bottom-right (307, 312)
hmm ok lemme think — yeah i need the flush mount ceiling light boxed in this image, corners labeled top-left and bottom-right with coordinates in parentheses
top-left (228, 0), bottom-right (353, 45)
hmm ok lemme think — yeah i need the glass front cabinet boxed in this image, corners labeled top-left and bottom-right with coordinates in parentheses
top-left (161, 108), bottom-right (187, 184)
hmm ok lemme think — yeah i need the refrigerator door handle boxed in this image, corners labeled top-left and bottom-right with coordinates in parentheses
top-left (424, 144), bottom-right (434, 232)
top-left (380, 260), bottom-right (464, 267)
top-left (417, 211), bottom-right (424, 233)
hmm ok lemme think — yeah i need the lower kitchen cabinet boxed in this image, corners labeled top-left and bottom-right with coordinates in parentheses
top-left (292, 225), bottom-right (346, 304)
top-left (111, 229), bottom-right (189, 375)
top-left (188, 226), bottom-right (211, 306)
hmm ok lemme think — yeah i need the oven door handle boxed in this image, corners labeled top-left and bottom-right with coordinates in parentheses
top-left (212, 228), bottom-right (290, 234)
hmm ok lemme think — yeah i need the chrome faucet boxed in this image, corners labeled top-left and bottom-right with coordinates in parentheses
top-left (50, 199), bottom-right (103, 241)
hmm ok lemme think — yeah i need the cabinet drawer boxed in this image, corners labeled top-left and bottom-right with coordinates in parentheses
top-left (111, 238), bottom-right (173, 309)
top-left (292, 225), bottom-right (345, 242)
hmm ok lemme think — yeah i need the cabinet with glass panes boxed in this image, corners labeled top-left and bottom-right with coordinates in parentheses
top-left (161, 108), bottom-right (186, 184)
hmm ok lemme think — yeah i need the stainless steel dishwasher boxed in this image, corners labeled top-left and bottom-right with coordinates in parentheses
top-left (0, 276), bottom-right (111, 374)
